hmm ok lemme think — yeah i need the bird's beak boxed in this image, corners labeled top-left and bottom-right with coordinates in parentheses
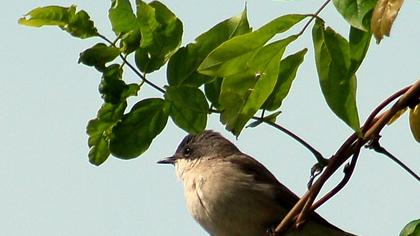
top-left (157, 155), bottom-right (176, 165)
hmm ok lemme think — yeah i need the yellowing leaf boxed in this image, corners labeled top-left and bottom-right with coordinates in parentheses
top-left (387, 107), bottom-right (407, 125)
top-left (409, 104), bottom-right (420, 143)
top-left (371, 0), bottom-right (405, 43)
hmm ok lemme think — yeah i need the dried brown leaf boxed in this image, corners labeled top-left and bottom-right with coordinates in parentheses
top-left (371, 0), bottom-right (405, 43)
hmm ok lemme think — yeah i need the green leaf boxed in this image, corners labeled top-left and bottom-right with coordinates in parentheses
top-left (264, 111), bottom-right (282, 123)
top-left (19, 5), bottom-right (98, 39)
top-left (219, 36), bottom-right (298, 135)
top-left (167, 8), bottom-right (251, 87)
top-left (165, 86), bottom-right (209, 134)
top-left (400, 219), bottom-right (420, 236)
top-left (78, 43), bottom-right (120, 70)
top-left (108, 0), bottom-right (141, 54)
top-left (246, 120), bottom-right (263, 128)
top-left (109, 0), bottom-right (138, 34)
top-left (98, 64), bottom-right (140, 104)
top-left (134, 0), bottom-right (183, 73)
top-left (198, 14), bottom-right (306, 76)
top-left (262, 48), bottom-right (307, 111)
top-left (87, 102), bottom-right (127, 165)
top-left (349, 26), bottom-right (372, 75)
top-left (332, 0), bottom-right (377, 31)
top-left (120, 29), bottom-right (141, 54)
top-left (109, 98), bottom-right (169, 158)
top-left (204, 77), bottom-right (223, 109)
top-left (122, 83), bottom-right (141, 99)
top-left (312, 19), bottom-right (360, 131)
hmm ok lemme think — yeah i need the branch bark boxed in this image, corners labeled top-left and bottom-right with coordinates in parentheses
top-left (273, 79), bottom-right (420, 235)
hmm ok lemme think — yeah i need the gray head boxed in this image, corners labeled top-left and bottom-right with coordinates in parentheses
top-left (158, 130), bottom-right (240, 165)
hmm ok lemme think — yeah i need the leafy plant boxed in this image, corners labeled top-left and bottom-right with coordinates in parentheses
top-left (19, 0), bottom-right (419, 234)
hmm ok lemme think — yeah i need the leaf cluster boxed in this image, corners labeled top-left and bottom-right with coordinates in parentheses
top-left (18, 0), bottom-right (412, 167)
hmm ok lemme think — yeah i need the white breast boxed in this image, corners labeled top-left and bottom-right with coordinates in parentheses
top-left (175, 158), bottom-right (282, 236)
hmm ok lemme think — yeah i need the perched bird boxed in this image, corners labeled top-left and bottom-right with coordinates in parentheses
top-left (158, 130), bottom-right (356, 236)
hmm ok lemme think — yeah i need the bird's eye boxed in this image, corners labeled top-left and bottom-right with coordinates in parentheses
top-left (183, 147), bottom-right (192, 156)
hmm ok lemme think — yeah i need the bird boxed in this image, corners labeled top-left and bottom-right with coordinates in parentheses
top-left (158, 130), bottom-right (356, 236)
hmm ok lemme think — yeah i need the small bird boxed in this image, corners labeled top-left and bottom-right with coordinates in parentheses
top-left (158, 130), bottom-right (356, 236)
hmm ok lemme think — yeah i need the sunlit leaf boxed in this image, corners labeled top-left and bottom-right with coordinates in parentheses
top-left (371, 0), bottom-right (405, 43)
top-left (86, 102), bottom-right (127, 165)
top-left (409, 104), bottom-right (420, 143)
top-left (400, 219), bottom-right (420, 236)
top-left (19, 5), bottom-right (98, 39)
top-left (109, 98), bottom-right (169, 158)
top-left (332, 0), bottom-right (378, 31)
top-left (219, 36), bottom-right (298, 135)
top-left (134, 0), bottom-right (182, 73)
top-left (198, 14), bottom-right (306, 76)
top-left (165, 86), bottom-right (209, 134)
top-left (262, 48), bottom-right (307, 111)
top-left (109, 0), bottom-right (137, 34)
top-left (167, 8), bottom-right (251, 87)
top-left (312, 19), bottom-right (360, 132)
top-left (78, 43), bottom-right (120, 70)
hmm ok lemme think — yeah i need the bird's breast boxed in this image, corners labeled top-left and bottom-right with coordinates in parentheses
top-left (179, 159), bottom-right (282, 236)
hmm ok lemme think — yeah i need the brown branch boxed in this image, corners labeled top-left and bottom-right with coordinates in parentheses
top-left (311, 141), bottom-right (361, 211)
top-left (273, 79), bottom-right (420, 235)
top-left (364, 80), bottom-right (420, 140)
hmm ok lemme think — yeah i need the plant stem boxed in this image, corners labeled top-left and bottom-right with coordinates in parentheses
top-left (273, 80), bottom-right (419, 235)
top-left (297, 0), bottom-right (331, 36)
top-left (258, 118), bottom-right (327, 165)
top-left (367, 138), bottom-right (420, 182)
top-left (97, 34), bottom-right (165, 94)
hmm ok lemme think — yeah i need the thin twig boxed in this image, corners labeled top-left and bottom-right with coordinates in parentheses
top-left (260, 119), bottom-right (328, 165)
top-left (208, 108), bottom-right (326, 164)
top-left (297, 0), bottom-right (331, 36)
top-left (97, 34), bottom-right (165, 94)
top-left (367, 138), bottom-right (420, 182)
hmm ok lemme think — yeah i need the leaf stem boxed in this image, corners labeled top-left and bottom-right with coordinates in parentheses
top-left (367, 138), bottom-right (420, 182)
top-left (97, 33), bottom-right (165, 94)
top-left (209, 108), bottom-right (326, 164)
top-left (297, 0), bottom-right (331, 36)
top-left (255, 117), bottom-right (327, 165)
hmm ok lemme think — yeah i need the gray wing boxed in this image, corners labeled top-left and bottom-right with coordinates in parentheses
top-left (226, 153), bottom-right (346, 232)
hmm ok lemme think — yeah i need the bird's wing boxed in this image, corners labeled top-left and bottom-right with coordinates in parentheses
top-left (226, 153), bottom-right (300, 209)
top-left (226, 153), bottom-right (345, 232)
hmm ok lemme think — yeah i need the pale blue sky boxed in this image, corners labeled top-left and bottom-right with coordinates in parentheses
top-left (1, 1), bottom-right (419, 235)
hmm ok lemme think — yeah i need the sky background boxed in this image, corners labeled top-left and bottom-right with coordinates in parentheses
top-left (1, 0), bottom-right (419, 235)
